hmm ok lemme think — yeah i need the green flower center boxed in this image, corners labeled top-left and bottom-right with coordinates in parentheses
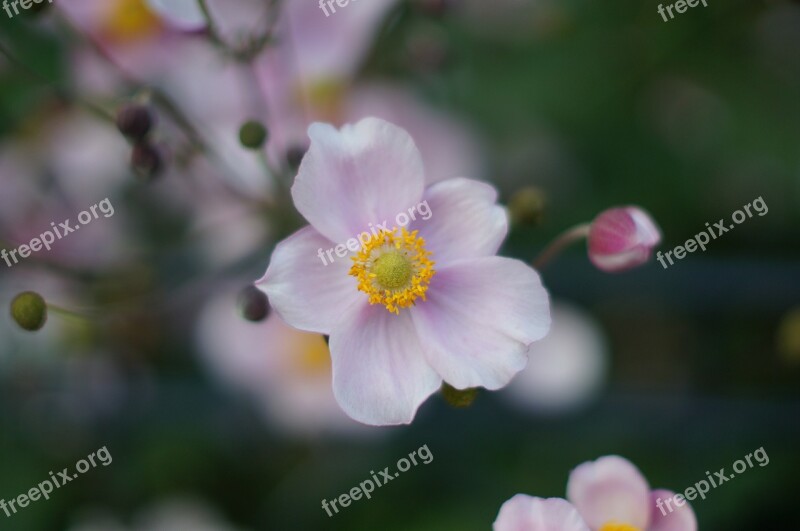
top-left (372, 251), bottom-right (413, 290)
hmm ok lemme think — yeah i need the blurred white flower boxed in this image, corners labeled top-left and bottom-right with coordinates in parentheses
top-left (68, 497), bottom-right (246, 531)
top-left (503, 302), bottom-right (607, 414)
top-left (196, 284), bottom-right (369, 436)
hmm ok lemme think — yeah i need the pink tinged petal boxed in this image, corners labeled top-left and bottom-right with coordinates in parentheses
top-left (345, 84), bottom-right (485, 184)
top-left (587, 206), bottom-right (662, 272)
top-left (283, 0), bottom-right (399, 82)
top-left (256, 226), bottom-right (361, 335)
top-left (650, 490), bottom-right (698, 531)
top-left (292, 118), bottom-right (426, 243)
top-left (329, 303), bottom-right (442, 426)
top-left (494, 495), bottom-right (590, 531)
top-left (567, 455), bottom-right (652, 530)
top-left (411, 257), bottom-right (551, 390)
top-left (146, 0), bottom-right (207, 30)
top-left (411, 178), bottom-right (508, 266)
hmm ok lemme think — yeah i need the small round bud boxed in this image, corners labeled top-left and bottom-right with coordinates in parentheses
top-left (238, 285), bottom-right (269, 322)
top-left (778, 308), bottom-right (800, 364)
top-left (116, 103), bottom-right (155, 140)
top-left (588, 206), bottom-right (662, 273)
top-left (441, 383), bottom-right (478, 408)
top-left (10, 291), bottom-right (47, 332)
top-left (130, 142), bottom-right (163, 181)
top-left (239, 120), bottom-right (268, 150)
top-left (414, 0), bottom-right (454, 17)
top-left (509, 187), bottom-right (547, 227)
top-left (406, 29), bottom-right (451, 73)
top-left (286, 144), bottom-right (308, 170)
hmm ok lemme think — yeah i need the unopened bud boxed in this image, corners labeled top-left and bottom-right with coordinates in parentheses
top-left (238, 285), bottom-right (269, 322)
top-left (239, 120), bottom-right (268, 150)
top-left (588, 206), bottom-right (661, 273)
top-left (415, 0), bottom-right (455, 17)
top-left (509, 187), bottom-right (546, 227)
top-left (441, 383), bottom-right (478, 408)
top-left (116, 103), bottom-right (155, 140)
top-left (778, 308), bottom-right (800, 364)
top-left (10, 291), bottom-right (47, 332)
top-left (131, 142), bottom-right (163, 181)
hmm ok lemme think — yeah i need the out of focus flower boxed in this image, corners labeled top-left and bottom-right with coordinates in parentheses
top-left (257, 118), bottom-right (550, 425)
top-left (503, 302), bottom-right (607, 414)
top-left (68, 497), bottom-right (246, 531)
top-left (495, 456), bottom-right (698, 531)
top-left (494, 495), bottom-right (588, 531)
top-left (568, 456), bottom-right (697, 531)
top-left (588, 206), bottom-right (662, 273)
top-left (196, 285), bottom-right (365, 436)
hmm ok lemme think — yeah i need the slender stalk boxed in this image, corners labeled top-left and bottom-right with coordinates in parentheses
top-left (533, 223), bottom-right (591, 270)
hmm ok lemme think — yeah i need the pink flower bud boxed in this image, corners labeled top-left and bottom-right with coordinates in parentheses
top-left (587, 206), bottom-right (661, 272)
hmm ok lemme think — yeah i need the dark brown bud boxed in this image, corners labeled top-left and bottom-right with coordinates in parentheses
top-left (116, 103), bottom-right (155, 141)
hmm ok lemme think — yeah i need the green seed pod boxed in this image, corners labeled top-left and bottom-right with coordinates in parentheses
top-left (239, 120), bottom-right (268, 150)
top-left (10, 291), bottom-right (48, 332)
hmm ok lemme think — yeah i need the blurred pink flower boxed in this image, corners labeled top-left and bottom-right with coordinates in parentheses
top-left (494, 495), bottom-right (589, 531)
top-left (494, 456), bottom-right (698, 531)
top-left (588, 206), bottom-right (662, 273)
top-left (196, 285), bottom-right (367, 436)
top-left (257, 117), bottom-right (550, 426)
top-left (503, 302), bottom-right (607, 414)
top-left (568, 456), bottom-right (697, 531)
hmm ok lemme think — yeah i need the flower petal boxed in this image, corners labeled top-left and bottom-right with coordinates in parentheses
top-left (494, 495), bottom-right (590, 531)
top-left (330, 303), bottom-right (442, 425)
top-left (256, 226), bottom-right (361, 334)
top-left (292, 118), bottom-right (425, 243)
top-left (146, 0), bottom-right (207, 30)
top-left (650, 490), bottom-right (698, 531)
top-left (411, 257), bottom-right (551, 390)
top-left (410, 178), bottom-right (508, 266)
top-left (567, 456), bottom-right (651, 530)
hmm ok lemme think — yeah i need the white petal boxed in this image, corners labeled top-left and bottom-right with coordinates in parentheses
top-left (410, 178), bottom-right (508, 266)
top-left (330, 303), bottom-right (442, 426)
top-left (650, 490), bottom-right (698, 531)
top-left (411, 257), bottom-right (551, 390)
top-left (567, 456), bottom-right (651, 530)
top-left (256, 226), bottom-right (361, 335)
top-left (292, 118), bottom-right (425, 243)
top-left (146, 0), bottom-right (207, 30)
top-left (494, 495), bottom-right (590, 531)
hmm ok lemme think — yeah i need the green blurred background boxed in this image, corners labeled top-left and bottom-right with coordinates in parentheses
top-left (1, 0), bottom-right (799, 529)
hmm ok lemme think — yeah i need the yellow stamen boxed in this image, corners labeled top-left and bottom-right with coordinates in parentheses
top-left (599, 523), bottom-right (641, 531)
top-left (349, 227), bottom-right (435, 314)
top-left (101, 0), bottom-right (161, 43)
top-left (292, 333), bottom-right (331, 377)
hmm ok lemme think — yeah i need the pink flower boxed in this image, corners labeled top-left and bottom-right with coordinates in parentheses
top-left (494, 456), bottom-right (698, 531)
top-left (568, 456), bottom-right (697, 531)
top-left (257, 117), bottom-right (551, 426)
top-left (494, 496), bottom-right (589, 531)
top-left (588, 207), bottom-right (662, 272)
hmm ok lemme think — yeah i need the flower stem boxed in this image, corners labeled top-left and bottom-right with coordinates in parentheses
top-left (533, 223), bottom-right (591, 270)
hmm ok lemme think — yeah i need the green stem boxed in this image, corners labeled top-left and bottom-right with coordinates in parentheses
top-left (533, 223), bottom-right (591, 270)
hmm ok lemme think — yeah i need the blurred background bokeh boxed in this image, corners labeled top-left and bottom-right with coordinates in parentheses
top-left (1, 0), bottom-right (799, 529)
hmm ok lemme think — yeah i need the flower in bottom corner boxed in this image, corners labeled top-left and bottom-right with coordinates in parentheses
top-left (494, 455), bottom-right (697, 531)
top-left (257, 117), bottom-right (551, 426)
